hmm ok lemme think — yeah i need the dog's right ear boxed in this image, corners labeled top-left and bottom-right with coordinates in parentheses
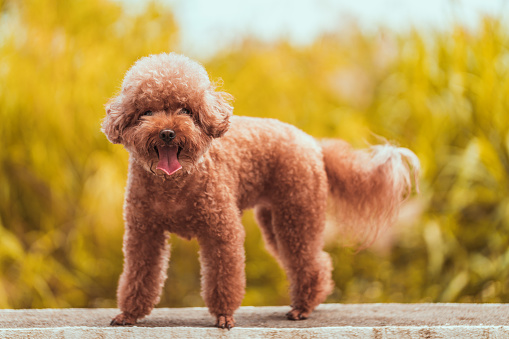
top-left (102, 97), bottom-right (128, 144)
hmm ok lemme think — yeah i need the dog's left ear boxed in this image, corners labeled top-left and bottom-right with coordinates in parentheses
top-left (198, 90), bottom-right (233, 138)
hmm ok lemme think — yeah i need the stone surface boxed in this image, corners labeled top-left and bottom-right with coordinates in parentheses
top-left (1, 304), bottom-right (508, 338)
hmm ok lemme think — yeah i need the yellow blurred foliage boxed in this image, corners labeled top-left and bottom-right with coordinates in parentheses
top-left (1, 0), bottom-right (509, 308)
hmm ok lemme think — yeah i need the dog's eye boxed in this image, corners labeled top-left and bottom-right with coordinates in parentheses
top-left (180, 108), bottom-right (192, 116)
top-left (142, 110), bottom-right (153, 117)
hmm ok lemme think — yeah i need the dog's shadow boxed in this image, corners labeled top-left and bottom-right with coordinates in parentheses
top-left (132, 309), bottom-right (329, 328)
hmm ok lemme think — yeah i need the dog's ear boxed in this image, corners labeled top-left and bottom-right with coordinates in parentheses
top-left (198, 90), bottom-right (233, 138)
top-left (102, 96), bottom-right (130, 144)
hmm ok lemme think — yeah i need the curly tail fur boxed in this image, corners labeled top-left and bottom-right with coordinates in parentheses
top-left (322, 139), bottom-right (420, 248)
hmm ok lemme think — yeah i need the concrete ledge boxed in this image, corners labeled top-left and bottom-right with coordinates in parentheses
top-left (1, 304), bottom-right (508, 338)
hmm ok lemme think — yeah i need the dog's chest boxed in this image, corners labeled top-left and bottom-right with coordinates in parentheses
top-left (147, 195), bottom-right (191, 236)
top-left (146, 180), bottom-right (204, 237)
top-left (153, 195), bottom-right (185, 214)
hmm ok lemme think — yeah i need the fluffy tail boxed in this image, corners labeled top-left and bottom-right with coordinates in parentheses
top-left (322, 139), bottom-right (420, 248)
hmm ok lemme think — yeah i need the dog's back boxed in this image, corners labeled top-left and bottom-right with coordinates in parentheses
top-left (210, 116), bottom-right (419, 244)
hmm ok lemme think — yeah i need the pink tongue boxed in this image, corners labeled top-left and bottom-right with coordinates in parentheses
top-left (156, 145), bottom-right (182, 176)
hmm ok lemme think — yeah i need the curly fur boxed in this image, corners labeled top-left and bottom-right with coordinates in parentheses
top-left (102, 52), bottom-right (419, 329)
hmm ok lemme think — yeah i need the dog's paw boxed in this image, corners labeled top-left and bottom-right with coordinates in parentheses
top-left (216, 314), bottom-right (235, 330)
top-left (286, 307), bottom-right (309, 321)
top-left (110, 312), bottom-right (137, 326)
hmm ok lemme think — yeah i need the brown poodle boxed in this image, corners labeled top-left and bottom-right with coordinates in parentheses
top-left (102, 52), bottom-right (419, 329)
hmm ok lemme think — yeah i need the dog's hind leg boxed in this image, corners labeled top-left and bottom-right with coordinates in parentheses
top-left (254, 205), bottom-right (279, 258)
top-left (270, 199), bottom-right (334, 320)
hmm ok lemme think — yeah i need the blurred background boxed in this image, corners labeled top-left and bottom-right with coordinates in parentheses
top-left (0, 0), bottom-right (508, 309)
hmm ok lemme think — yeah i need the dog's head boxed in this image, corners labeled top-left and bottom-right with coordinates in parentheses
top-left (102, 53), bottom-right (233, 176)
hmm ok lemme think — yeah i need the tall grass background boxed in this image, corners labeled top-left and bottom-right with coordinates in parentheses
top-left (1, 0), bottom-right (508, 308)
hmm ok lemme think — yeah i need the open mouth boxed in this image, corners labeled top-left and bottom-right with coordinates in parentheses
top-left (154, 145), bottom-right (182, 176)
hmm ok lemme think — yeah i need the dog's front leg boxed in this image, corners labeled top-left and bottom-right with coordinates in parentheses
top-left (110, 225), bottom-right (170, 326)
top-left (198, 225), bottom-right (246, 329)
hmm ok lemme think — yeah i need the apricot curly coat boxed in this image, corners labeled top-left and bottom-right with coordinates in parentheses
top-left (102, 52), bottom-right (419, 329)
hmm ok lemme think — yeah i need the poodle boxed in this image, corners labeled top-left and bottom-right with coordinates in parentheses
top-left (102, 52), bottom-right (419, 329)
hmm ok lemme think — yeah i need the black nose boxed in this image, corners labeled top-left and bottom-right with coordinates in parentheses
top-left (159, 129), bottom-right (176, 143)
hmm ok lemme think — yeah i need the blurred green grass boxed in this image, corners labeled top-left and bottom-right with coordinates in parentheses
top-left (1, 0), bottom-right (508, 308)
